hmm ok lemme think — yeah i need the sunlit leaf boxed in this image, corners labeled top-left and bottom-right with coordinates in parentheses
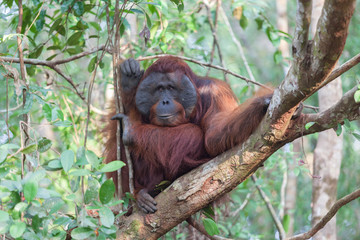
top-left (99, 206), bottom-right (114, 228)
top-left (24, 180), bottom-right (38, 202)
top-left (202, 218), bottom-right (220, 236)
top-left (10, 221), bottom-right (26, 238)
top-left (61, 150), bottom-right (74, 173)
top-left (71, 227), bottom-right (94, 239)
top-left (98, 161), bottom-right (126, 172)
top-left (99, 179), bottom-right (115, 204)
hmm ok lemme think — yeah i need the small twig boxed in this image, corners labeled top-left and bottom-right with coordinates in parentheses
top-left (62, 96), bottom-right (80, 145)
top-left (288, 188), bottom-right (360, 240)
top-left (219, 6), bottom-right (256, 82)
top-left (137, 54), bottom-right (270, 90)
top-left (204, 0), bottom-right (228, 83)
top-left (303, 104), bottom-right (319, 112)
top-left (186, 217), bottom-right (233, 240)
top-left (52, 66), bottom-right (85, 100)
top-left (0, 104), bottom-right (23, 113)
top-left (252, 175), bottom-right (286, 240)
top-left (230, 191), bottom-right (252, 218)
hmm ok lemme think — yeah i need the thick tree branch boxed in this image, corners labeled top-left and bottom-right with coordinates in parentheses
top-left (117, 2), bottom-right (356, 238)
top-left (265, 0), bottom-right (355, 141)
top-left (288, 188), bottom-right (360, 240)
top-left (293, 0), bottom-right (312, 60)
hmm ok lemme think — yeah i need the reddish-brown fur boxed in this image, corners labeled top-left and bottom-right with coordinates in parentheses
top-left (104, 56), bottom-right (272, 198)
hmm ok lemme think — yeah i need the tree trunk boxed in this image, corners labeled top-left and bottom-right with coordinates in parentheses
top-left (311, 1), bottom-right (343, 239)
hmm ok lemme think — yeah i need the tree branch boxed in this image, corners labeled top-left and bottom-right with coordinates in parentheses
top-left (294, 85), bottom-right (360, 137)
top-left (252, 176), bottom-right (286, 240)
top-left (204, 0), bottom-right (228, 83)
top-left (136, 54), bottom-right (270, 90)
top-left (219, 6), bottom-right (256, 83)
top-left (288, 188), bottom-right (360, 240)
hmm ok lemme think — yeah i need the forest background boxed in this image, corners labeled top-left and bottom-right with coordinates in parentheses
top-left (0, 0), bottom-right (360, 239)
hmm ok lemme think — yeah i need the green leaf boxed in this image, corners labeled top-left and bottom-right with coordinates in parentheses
top-left (48, 159), bottom-right (62, 170)
top-left (18, 92), bottom-right (34, 115)
top-left (99, 161), bottom-right (125, 172)
top-left (273, 49), bottom-right (283, 64)
top-left (73, 1), bottom-right (84, 16)
top-left (43, 103), bottom-right (52, 122)
top-left (305, 122), bottom-right (315, 130)
top-left (344, 119), bottom-right (351, 129)
top-left (48, 201), bottom-right (65, 215)
top-left (10, 221), bottom-right (26, 238)
top-left (31, 215), bottom-right (42, 233)
top-left (21, 143), bottom-right (37, 154)
top-left (240, 15), bottom-right (248, 30)
top-left (145, 13), bottom-right (152, 27)
top-left (202, 205), bottom-right (215, 220)
top-left (85, 188), bottom-right (98, 204)
top-left (76, 146), bottom-right (88, 165)
top-left (38, 138), bottom-right (52, 153)
top-left (49, 18), bottom-right (62, 35)
top-left (99, 179), bottom-right (115, 204)
top-left (283, 214), bottom-right (290, 233)
top-left (67, 32), bottom-right (82, 46)
top-left (69, 169), bottom-right (91, 176)
top-left (86, 150), bottom-right (100, 168)
top-left (89, 22), bottom-right (101, 31)
top-left (60, 150), bottom-right (75, 173)
top-left (70, 176), bottom-right (80, 193)
top-left (71, 227), bottom-right (94, 239)
top-left (24, 180), bottom-right (38, 202)
top-left (354, 90), bottom-right (360, 103)
top-left (255, 17), bottom-right (264, 30)
top-left (99, 206), bottom-right (114, 228)
top-left (335, 123), bottom-right (342, 136)
top-left (88, 56), bottom-right (97, 72)
top-left (29, 45), bottom-right (44, 59)
top-left (14, 202), bottom-right (28, 212)
top-left (35, 10), bottom-right (46, 31)
top-left (202, 218), bottom-right (220, 236)
top-left (0, 210), bottom-right (9, 222)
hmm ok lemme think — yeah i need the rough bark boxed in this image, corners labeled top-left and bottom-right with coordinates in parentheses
top-left (310, 1), bottom-right (343, 239)
top-left (115, 1), bottom-right (357, 238)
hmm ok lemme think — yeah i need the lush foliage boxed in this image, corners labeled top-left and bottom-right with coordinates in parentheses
top-left (0, 0), bottom-right (359, 239)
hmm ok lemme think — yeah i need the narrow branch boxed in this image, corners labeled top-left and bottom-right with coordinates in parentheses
top-left (252, 176), bottom-right (286, 240)
top-left (204, 0), bottom-right (228, 82)
top-left (52, 66), bottom-right (85, 100)
top-left (320, 52), bottom-right (360, 89)
top-left (137, 54), bottom-right (270, 89)
top-left (206, 0), bottom-right (220, 75)
top-left (0, 45), bottom-right (106, 67)
top-left (219, 6), bottom-right (256, 82)
top-left (299, 85), bottom-right (360, 136)
top-left (288, 188), bottom-right (360, 240)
